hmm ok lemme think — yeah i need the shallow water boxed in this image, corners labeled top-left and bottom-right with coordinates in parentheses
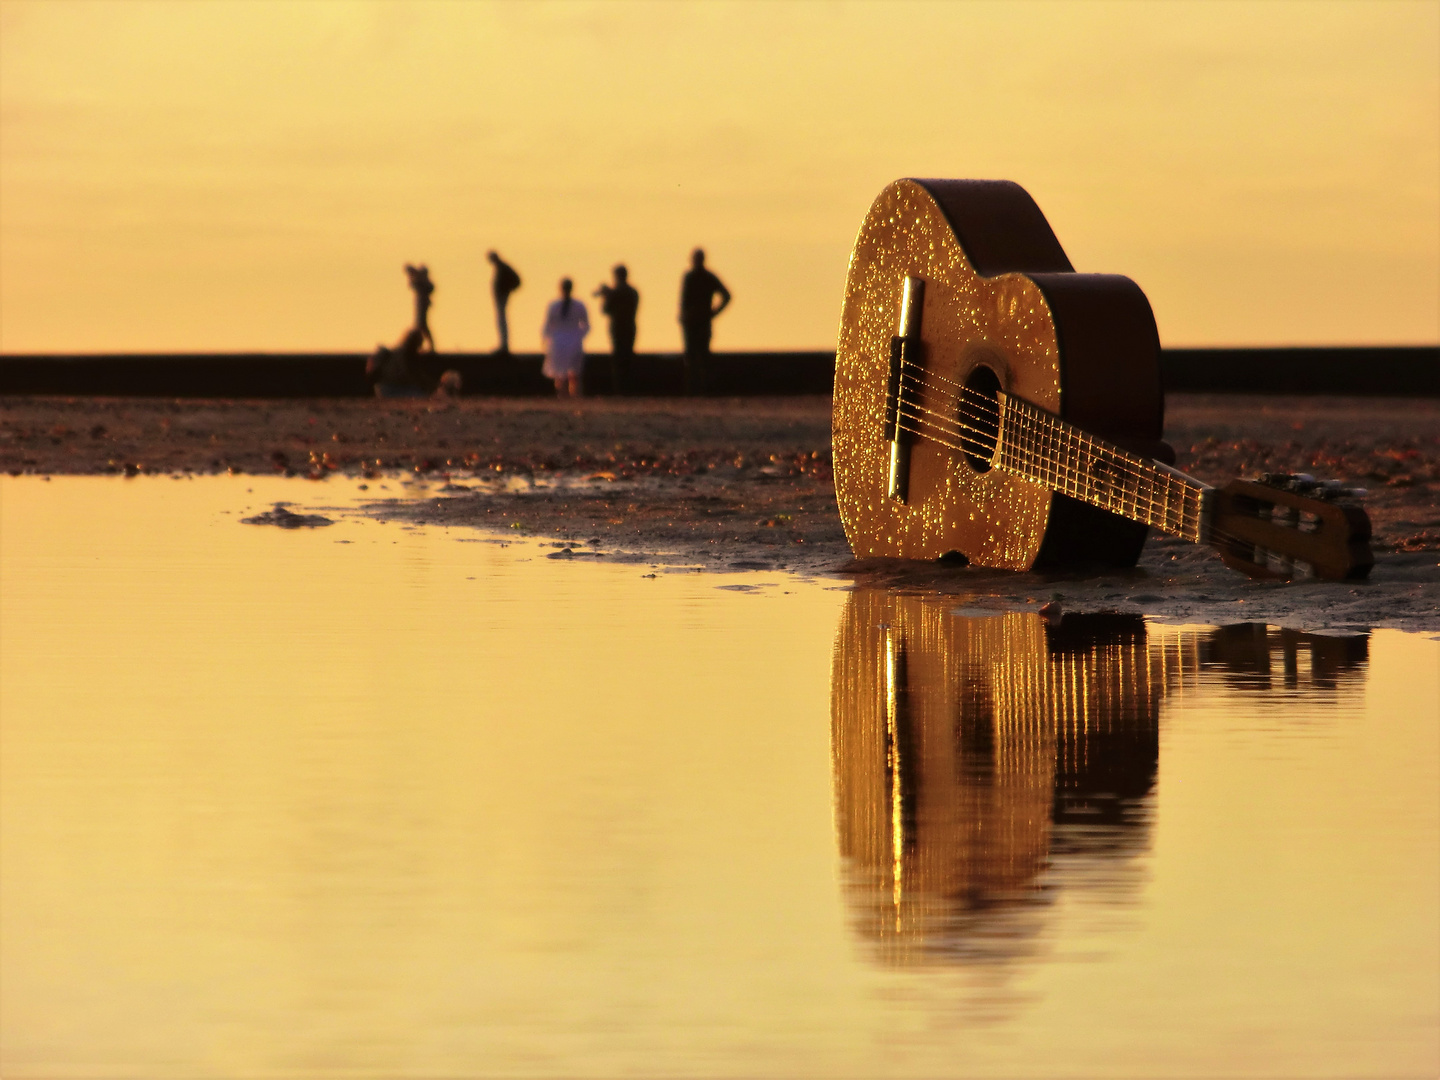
top-left (1, 476), bottom-right (1436, 1079)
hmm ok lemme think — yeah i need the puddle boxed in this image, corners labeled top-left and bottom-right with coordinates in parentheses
top-left (1, 476), bottom-right (1436, 1078)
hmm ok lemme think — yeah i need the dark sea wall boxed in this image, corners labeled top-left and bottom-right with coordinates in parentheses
top-left (0, 351), bottom-right (837, 398)
top-left (0, 347), bottom-right (1434, 397)
top-left (1160, 347), bottom-right (1438, 396)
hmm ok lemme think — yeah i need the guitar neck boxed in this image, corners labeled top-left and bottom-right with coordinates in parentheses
top-left (995, 393), bottom-right (1211, 544)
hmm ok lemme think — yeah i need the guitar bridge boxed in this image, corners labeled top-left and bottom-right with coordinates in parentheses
top-left (885, 276), bottom-right (925, 502)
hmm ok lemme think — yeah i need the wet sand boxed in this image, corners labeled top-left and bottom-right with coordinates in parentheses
top-left (2, 393), bottom-right (1436, 631)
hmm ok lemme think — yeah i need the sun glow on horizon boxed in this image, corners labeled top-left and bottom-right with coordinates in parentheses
top-left (2, 0), bottom-right (1437, 353)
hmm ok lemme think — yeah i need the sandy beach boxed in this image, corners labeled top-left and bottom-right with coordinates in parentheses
top-left (3, 392), bottom-right (1436, 632)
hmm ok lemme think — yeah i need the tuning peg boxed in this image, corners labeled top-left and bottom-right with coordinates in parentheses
top-left (1326, 486), bottom-right (1367, 501)
top-left (1255, 472), bottom-right (1369, 500)
top-left (1258, 472), bottom-right (1323, 493)
top-left (1311, 480), bottom-right (1369, 501)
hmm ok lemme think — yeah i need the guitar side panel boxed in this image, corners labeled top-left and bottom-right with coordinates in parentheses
top-left (1029, 272), bottom-right (1165, 570)
top-left (914, 179), bottom-right (1075, 276)
top-left (1029, 273), bottom-right (1164, 446)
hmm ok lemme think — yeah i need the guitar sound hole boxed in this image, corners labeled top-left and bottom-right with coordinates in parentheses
top-left (961, 366), bottom-right (1001, 472)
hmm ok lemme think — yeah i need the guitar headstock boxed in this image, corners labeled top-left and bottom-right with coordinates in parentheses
top-left (1209, 473), bottom-right (1373, 581)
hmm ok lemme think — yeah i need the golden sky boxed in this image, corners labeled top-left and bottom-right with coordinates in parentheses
top-left (1, 0), bottom-right (1437, 353)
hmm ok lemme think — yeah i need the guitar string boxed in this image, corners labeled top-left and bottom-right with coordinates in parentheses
top-left (891, 377), bottom-right (998, 452)
top-left (887, 353), bottom-right (1328, 551)
top-left (899, 370), bottom-right (1001, 421)
top-left (889, 351), bottom-right (999, 408)
top-left (887, 408), bottom-right (1313, 556)
top-left (889, 387), bottom-right (1193, 534)
top-left (891, 372), bottom-right (1200, 535)
top-left (890, 366), bottom-right (1205, 533)
top-left (884, 363), bottom-right (1323, 555)
top-left (884, 409), bottom-right (1291, 552)
top-left (898, 354), bottom-right (1197, 503)
top-left (897, 359), bottom-right (1202, 506)
top-left (893, 403), bottom-right (1299, 554)
top-left (892, 374), bottom-right (1218, 541)
top-left (890, 408), bottom-right (1199, 540)
top-left (883, 343), bottom-right (1349, 565)
top-left (882, 350), bottom-right (1007, 422)
top-left (896, 363), bottom-right (1169, 483)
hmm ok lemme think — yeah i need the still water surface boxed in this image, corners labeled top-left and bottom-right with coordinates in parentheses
top-left (1, 477), bottom-right (1436, 1078)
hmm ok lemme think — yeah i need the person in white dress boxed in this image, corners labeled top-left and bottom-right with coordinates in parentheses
top-left (541, 278), bottom-right (590, 398)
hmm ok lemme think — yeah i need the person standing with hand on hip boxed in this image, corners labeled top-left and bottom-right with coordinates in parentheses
top-left (679, 248), bottom-right (730, 395)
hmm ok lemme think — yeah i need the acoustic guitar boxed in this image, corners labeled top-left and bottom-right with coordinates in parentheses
top-left (832, 179), bottom-right (1372, 580)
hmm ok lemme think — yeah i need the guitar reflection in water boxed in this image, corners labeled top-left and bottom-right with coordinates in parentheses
top-left (832, 591), bottom-right (1170, 966)
top-left (831, 592), bottom-right (1369, 968)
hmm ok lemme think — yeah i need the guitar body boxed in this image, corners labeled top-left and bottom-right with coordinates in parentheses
top-left (833, 178), bottom-right (1165, 569)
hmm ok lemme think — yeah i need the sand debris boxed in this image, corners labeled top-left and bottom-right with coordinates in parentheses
top-left (241, 503), bottom-right (334, 528)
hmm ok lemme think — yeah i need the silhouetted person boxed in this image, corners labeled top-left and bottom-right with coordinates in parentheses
top-left (679, 248), bottom-right (730, 394)
top-left (542, 277), bottom-right (590, 398)
top-left (366, 329), bottom-right (430, 398)
top-left (488, 251), bottom-right (522, 354)
top-left (405, 264), bottom-right (435, 351)
top-left (366, 328), bottom-right (461, 399)
top-left (595, 264), bottom-right (639, 394)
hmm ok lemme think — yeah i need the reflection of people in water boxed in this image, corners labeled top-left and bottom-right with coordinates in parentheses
top-left (541, 278), bottom-right (590, 398)
top-left (405, 264), bottom-right (436, 352)
top-left (830, 592), bottom-right (1165, 965)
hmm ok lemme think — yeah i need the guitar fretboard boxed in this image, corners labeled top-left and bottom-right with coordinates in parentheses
top-left (995, 394), bottom-right (1210, 543)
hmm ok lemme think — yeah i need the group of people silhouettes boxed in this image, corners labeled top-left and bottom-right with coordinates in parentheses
top-left (366, 262), bottom-right (456, 398)
top-left (368, 249), bottom-right (731, 399)
top-left (524, 248), bottom-right (731, 397)
top-left (537, 263), bottom-right (640, 398)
